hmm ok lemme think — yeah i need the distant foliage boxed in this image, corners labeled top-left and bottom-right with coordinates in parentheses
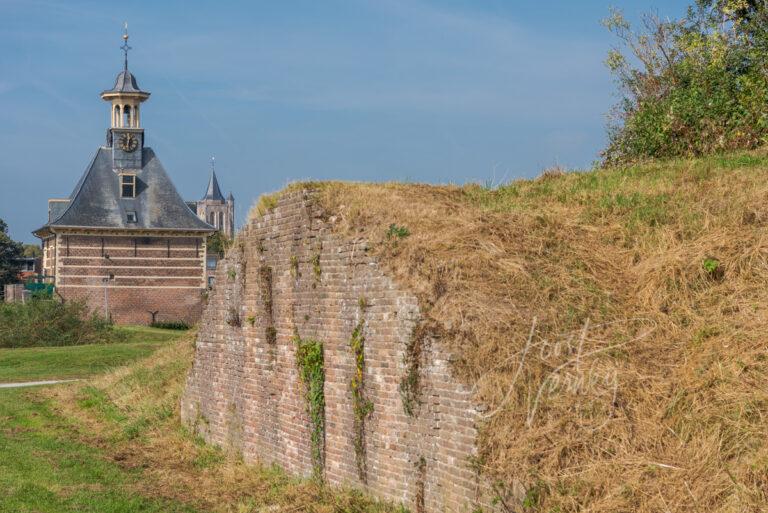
top-left (0, 218), bottom-right (23, 291)
top-left (603, 1), bottom-right (768, 164)
top-left (0, 300), bottom-right (124, 348)
top-left (22, 244), bottom-right (42, 258)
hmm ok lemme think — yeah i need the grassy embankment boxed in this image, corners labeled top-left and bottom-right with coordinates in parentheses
top-left (0, 327), bottom-right (400, 513)
top-left (254, 150), bottom-right (768, 512)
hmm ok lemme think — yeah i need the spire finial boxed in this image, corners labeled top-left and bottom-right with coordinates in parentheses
top-left (120, 22), bottom-right (131, 71)
top-left (210, 156), bottom-right (215, 174)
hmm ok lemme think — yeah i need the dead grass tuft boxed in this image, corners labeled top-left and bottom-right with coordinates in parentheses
top-left (248, 191), bottom-right (283, 220)
top-left (274, 150), bottom-right (768, 512)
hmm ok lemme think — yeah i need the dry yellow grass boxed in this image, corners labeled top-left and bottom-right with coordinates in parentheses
top-left (252, 150), bottom-right (768, 512)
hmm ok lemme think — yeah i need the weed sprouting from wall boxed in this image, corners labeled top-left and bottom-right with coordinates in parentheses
top-left (349, 314), bottom-right (373, 482)
top-left (311, 254), bottom-right (322, 281)
top-left (290, 255), bottom-right (299, 279)
top-left (260, 272), bottom-right (273, 308)
top-left (294, 335), bottom-right (326, 480)
top-left (259, 266), bottom-right (276, 344)
top-left (399, 326), bottom-right (425, 416)
top-left (226, 306), bottom-right (241, 327)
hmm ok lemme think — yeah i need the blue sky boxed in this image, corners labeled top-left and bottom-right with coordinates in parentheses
top-left (0, 0), bottom-right (689, 243)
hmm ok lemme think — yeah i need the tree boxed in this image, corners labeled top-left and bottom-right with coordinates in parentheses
top-left (602, 1), bottom-right (768, 163)
top-left (22, 244), bottom-right (41, 258)
top-left (0, 219), bottom-right (23, 291)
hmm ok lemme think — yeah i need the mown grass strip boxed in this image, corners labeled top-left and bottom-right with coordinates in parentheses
top-left (0, 388), bottom-right (197, 513)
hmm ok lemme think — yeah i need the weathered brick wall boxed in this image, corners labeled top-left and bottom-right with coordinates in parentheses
top-left (54, 233), bottom-right (206, 325)
top-left (182, 191), bottom-right (499, 512)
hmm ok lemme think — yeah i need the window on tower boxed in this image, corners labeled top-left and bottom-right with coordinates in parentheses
top-left (218, 212), bottom-right (224, 229)
top-left (121, 174), bottom-right (136, 198)
top-left (123, 105), bottom-right (131, 127)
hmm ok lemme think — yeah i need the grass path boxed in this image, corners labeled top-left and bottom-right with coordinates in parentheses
top-left (0, 388), bottom-right (197, 513)
top-left (0, 326), bottom-right (196, 512)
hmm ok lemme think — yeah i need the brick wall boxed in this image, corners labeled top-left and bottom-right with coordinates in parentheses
top-left (182, 191), bottom-right (499, 512)
top-left (53, 233), bottom-right (207, 325)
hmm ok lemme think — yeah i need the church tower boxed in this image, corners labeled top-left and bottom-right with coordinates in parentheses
top-left (195, 158), bottom-right (235, 239)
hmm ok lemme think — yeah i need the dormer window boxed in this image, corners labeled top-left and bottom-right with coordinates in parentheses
top-left (126, 211), bottom-right (137, 223)
top-left (121, 174), bottom-right (136, 198)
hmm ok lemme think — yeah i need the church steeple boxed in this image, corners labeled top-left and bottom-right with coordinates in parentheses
top-left (203, 158), bottom-right (225, 201)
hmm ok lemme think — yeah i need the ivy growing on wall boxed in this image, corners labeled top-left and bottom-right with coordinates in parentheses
top-left (399, 326), bottom-right (425, 416)
top-left (294, 335), bottom-right (326, 480)
top-left (349, 316), bottom-right (373, 482)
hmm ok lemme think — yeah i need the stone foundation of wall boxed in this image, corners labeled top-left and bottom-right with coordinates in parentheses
top-left (181, 191), bottom-right (498, 512)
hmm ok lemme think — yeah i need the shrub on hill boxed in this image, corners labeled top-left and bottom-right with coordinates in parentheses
top-left (603, 1), bottom-right (768, 163)
top-left (0, 300), bottom-right (124, 348)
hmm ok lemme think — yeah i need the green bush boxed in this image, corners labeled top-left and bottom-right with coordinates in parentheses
top-left (0, 300), bottom-right (124, 348)
top-left (149, 321), bottom-right (190, 330)
top-left (602, 2), bottom-right (768, 164)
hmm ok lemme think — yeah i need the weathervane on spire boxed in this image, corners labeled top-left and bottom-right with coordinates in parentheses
top-left (120, 22), bottom-right (131, 71)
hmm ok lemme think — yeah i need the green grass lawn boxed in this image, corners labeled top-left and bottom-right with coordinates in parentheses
top-left (0, 388), bottom-right (197, 513)
top-left (0, 326), bottom-right (186, 383)
top-left (0, 326), bottom-right (197, 512)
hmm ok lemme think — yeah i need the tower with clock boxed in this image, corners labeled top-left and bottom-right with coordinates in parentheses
top-left (101, 26), bottom-right (149, 170)
top-left (33, 26), bottom-right (216, 325)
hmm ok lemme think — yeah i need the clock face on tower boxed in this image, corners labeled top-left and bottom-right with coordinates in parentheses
top-left (119, 133), bottom-right (139, 153)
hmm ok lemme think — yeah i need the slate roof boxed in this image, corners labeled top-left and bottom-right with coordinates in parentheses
top-left (35, 147), bottom-right (214, 234)
top-left (102, 70), bottom-right (149, 96)
top-left (202, 170), bottom-right (225, 201)
top-left (48, 200), bottom-right (70, 222)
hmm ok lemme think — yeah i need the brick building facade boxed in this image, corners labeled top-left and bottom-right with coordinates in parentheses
top-left (34, 30), bottom-right (214, 325)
